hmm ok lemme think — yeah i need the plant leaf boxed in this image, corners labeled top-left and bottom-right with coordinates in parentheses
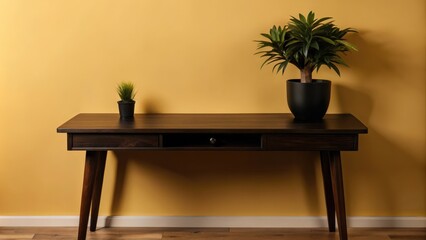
top-left (328, 62), bottom-right (341, 76)
top-left (260, 33), bottom-right (273, 40)
top-left (254, 11), bottom-right (357, 78)
top-left (316, 36), bottom-right (335, 45)
top-left (307, 11), bottom-right (315, 25)
top-left (335, 40), bottom-right (358, 51)
top-left (299, 13), bottom-right (307, 24)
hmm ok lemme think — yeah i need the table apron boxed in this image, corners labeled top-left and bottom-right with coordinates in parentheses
top-left (263, 133), bottom-right (359, 151)
top-left (67, 133), bottom-right (359, 151)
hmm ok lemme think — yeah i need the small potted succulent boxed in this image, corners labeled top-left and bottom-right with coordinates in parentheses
top-left (256, 11), bottom-right (358, 121)
top-left (117, 82), bottom-right (136, 119)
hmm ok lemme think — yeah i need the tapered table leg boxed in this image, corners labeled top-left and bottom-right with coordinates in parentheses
top-left (90, 151), bottom-right (107, 231)
top-left (329, 151), bottom-right (348, 240)
top-left (320, 151), bottom-right (336, 232)
top-left (78, 151), bottom-right (99, 240)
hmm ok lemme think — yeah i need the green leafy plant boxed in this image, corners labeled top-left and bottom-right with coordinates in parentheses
top-left (117, 82), bottom-right (136, 102)
top-left (256, 11), bottom-right (358, 83)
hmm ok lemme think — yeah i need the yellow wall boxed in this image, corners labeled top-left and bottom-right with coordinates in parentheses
top-left (0, 0), bottom-right (424, 217)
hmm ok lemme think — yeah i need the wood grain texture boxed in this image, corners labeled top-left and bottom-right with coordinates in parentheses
top-left (0, 227), bottom-right (424, 240)
top-left (70, 134), bottom-right (159, 150)
top-left (57, 114), bottom-right (368, 134)
top-left (59, 113), bottom-right (367, 151)
top-left (78, 152), bottom-right (99, 240)
top-left (320, 151), bottom-right (336, 233)
top-left (329, 151), bottom-right (348, 240)
top-left (90, 151), bottom-right (107, 232)
top-left (264, 134), bottom-right (358, 151)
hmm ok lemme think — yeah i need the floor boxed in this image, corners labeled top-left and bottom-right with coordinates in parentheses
top-left (0, 227), bottom-right (425, 240)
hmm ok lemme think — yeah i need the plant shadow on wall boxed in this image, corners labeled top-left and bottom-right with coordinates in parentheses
top-left (108, 150), bottom-right (323, 219)
top-left (141, 97), bottom-right (166, 114)
top-left (334, 32), bottom-right (425, 216)
top-left (344, 33), bottom-right (402, 90)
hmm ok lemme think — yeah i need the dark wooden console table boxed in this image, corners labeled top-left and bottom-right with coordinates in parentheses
top-left (57, 113), bottom-right (367, 240)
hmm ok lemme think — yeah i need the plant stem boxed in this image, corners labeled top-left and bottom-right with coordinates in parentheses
top-left (300, 67), bottom-right (313, 83)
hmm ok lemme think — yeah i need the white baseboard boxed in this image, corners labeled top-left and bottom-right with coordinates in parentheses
top-left (0, 216), bottom-right (425, 228)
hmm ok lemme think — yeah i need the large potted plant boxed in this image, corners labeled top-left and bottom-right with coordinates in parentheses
top-left (256, 11), bottom-right (357, 121)
top-left (117, 82), bottom-right (136, 119)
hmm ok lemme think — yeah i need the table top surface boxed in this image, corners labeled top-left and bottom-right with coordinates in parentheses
top-left (57, 113), bottom-right (368, 134)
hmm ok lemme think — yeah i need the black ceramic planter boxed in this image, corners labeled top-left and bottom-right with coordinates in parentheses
top-left (118, 101), bottom-right (135, 119)
top-left (287, 79), bottom-right (331, 122)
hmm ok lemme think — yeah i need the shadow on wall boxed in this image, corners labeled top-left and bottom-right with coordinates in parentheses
top-left (336, 86), bottom-right (425, 217)
top-left (109, 150), bottom-right (322, 216)
top-left (344, 128), bottom-right (425, 218)
top-left (142, 97), bottom-right (166, 113)
top-left (334, 30), bottom-right (426, 215)
top-left (345, 31), bottom-right (398, 83)
top-left (334, 84), bottom-right (372, 123)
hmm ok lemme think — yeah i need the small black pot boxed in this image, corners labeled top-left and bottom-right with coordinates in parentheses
top-left (287, 79), bottom-right (331, 122)
top-left (117, 101), bottom-right (135, 119)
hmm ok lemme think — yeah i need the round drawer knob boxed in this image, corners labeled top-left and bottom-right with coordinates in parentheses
top-left (209, 137), bottom-right (217, 145)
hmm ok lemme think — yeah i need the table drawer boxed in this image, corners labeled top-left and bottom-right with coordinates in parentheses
top-left (69, 133), bottom-right (160, 150)
top-left (263, 134), bottom-right (358, 151)
top-left (162, 133), bottom-right (261, 149)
